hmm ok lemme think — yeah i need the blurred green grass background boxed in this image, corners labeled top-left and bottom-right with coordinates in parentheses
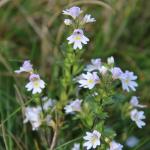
top-left (0, 0), bottom-right (150, 149)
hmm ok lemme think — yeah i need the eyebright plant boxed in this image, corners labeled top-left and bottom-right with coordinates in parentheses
top-left (14, 6), bottom-right (146, 150)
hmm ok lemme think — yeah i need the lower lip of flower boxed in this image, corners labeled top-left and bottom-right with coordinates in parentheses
top-left (91, 136), bottom-right (98, 145)
top-left (125, 79), bottom-right (130, 84)
top-left (88, 79), bottom-right (94, 84)
top-left (33, 81), bottom-right (40, 88)
top-left (75, 36), bottom-right (81, 40)
top-left (134, 114), bottom-right (139, 121)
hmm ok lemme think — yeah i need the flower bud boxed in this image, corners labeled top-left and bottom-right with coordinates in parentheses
top-left (107, 56), bottom-right (114, 65)
top-left (64, 19), bottom-right (72, 26)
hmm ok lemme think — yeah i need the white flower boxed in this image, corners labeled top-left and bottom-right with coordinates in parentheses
top-left (111, 67), bottom-right (123, 80)
top-left (83, 14), bottom-right (96, 23)
top-left (77, 72), bottom-right (100, 89)
top-left (64, 19), bottom-right (72, 25)
top-left (109, 141), bottom-right (123, 150)
top-left (64, 99), bottom-right (82, 114)
top-left (25, 74), bottom-right (45, 94)
top-left (126, 136), bottom-right (139, 148)
top-left (107, 56), bottom-right (114, 65)
top-left (85, 59), bottom-right (102, 72)
top-left (120, 71), bottom-right (138, 92)
top-left (130, 109), bottom-right (146, 128)
top-left (83, 130), bottom-right (101, 150)
top-left (67, 29), bottom-right (89, 49)
top-left (42, 97), bottom-right (55, 110)
top-left (130, 96), bottom-right (146, 108)
top-left (43, 98), bottom-right (54, 111)
top-left (15, 60), bottom-right (33, 74)
top-left (62, 6), bottom-right (82, 19)
top-left (71, 143), bottom-right (80, 150)
top-left (23, 106), bottom-right (41, 130)
top-left (99, 66), bottom-right (108, 75)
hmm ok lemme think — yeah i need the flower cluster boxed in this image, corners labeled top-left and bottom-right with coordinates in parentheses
top-left (23, 97), bottom-right (54, 130)
top-left (71, 56), bottom-right (146, 149)
top-left (63, 6), bottom-right (95, 50)
top-left (13, 6), bottom-right (147, 150)
top-left (15, 60), bottom-right (45, 94)
top-left (76, 56), bottom-right (138, 92)
top-left (23, 97), bottom-right (55, 130)
top-left (15, 61), bottom-right (56, 130)
top-left (129, 96), bottom-right (146, 128)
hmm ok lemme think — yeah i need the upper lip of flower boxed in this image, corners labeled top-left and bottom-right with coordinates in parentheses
top-left (62, 6), bottom-right (82, 19)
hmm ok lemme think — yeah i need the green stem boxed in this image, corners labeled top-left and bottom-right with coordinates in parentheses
top-left (60, 46), bottom-right (77, 106)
